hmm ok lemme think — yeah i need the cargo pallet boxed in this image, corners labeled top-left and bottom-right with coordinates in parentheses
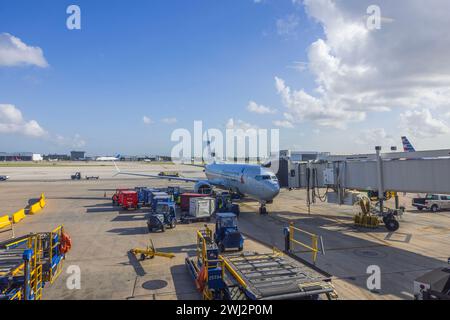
top-left (0, 226), bottom-right (68, 300)
top-left (180, 214), bottom-right (212, 224)
top-left (185, 227), bottom-right (337, 300)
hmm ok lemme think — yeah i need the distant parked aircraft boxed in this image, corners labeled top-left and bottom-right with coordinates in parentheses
top-left (401, 136), bottom-right (416, 152)
top-left (96, 154), bottom-right (121, 161)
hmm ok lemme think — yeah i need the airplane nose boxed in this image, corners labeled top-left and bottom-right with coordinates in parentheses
top-left (270, 184), bottom-right (280, 197)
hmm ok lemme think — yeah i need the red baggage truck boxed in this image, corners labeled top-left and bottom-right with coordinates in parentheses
top-left (180, 193), bottom-right (205, 212)
top-left (119, 190), bottom-right (139, 210)
top-left (112, 188), bottom-right (130, 205)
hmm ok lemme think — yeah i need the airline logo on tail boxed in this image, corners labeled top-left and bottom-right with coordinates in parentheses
top-left (401, 136), bottom-right (416, 152)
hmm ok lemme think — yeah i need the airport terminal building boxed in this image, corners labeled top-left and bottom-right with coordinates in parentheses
top-left (0, 152), bottom-right (43, 161)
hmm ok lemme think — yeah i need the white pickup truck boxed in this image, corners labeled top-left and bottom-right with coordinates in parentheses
top-left (412, 194), bottom-right (450, 212)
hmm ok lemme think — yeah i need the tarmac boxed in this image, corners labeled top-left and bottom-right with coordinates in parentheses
top-left (0, 162), bottom-right (449, 300)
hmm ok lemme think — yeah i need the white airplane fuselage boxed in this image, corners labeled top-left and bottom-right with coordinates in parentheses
top-left (204, 162), bottom-right (280, 203)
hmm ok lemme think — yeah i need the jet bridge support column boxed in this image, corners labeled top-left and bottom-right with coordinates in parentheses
top-left (375, 146), bottom-right (384, 216)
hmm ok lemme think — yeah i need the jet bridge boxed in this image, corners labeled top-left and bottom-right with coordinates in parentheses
top-left (285, 147), bottom-right (450, 231)
top-left (302, 148), bottom-right (450, 194)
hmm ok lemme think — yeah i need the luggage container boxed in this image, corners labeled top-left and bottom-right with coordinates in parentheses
top-left (180, 193), bottom-right (206, 212)
top-left (112, 189), bottom-right (130, 206)
top-left (119, 191), bottom-right (139, 210)
top-left (181, 197), bottom-right (215, 223)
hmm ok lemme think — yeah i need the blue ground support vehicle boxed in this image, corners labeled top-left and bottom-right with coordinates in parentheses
top-left (216, 193), bottom-right (240, 216)
top-left (147, 200), bottom-right (177, 232)
top-left (214, 213), bottom-right (244, 252)
top-left (167, 186), bottom-right (182, 204)
top-left (135, 188), bottom-right (160, 206)
top-left (134, 187), bottom-right (147, 204)
top-left (151, 192), bottom-right (171, 211)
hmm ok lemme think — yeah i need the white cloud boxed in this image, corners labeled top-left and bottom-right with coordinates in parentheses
top-left (355, 128), bottom-right (396, 148)
top-left (143, 116), bottom-right (153, 124)
top-left (274, 0), bottom-right (450, 130)
top-left (55, 133), bottom-right (86, 148)
top-left (161, 117), bottom-right (177, 124)
top-left (400, 109), bottom-right (449, 139)
top-left (226, 118), bottom-right (258, 131)
top-left (288, 61), bottom-right (308, 72)
top-left (247, 101), bottom-right (276, 114)
top-left (0, 33), bottom-right (48, 68)
top-left (0, 104), bottom-right (47, 137)
top-left (276, 14), bottom-right (300, 36)
top-left (0, 104), bottom-right (86, 146)
top-left (275, 76), bottom-right (365, 129)
top-left (273, 120), bottom-right (294, 128)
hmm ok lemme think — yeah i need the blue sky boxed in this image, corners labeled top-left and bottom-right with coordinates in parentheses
top-left (1, 0), bottom-right (450, 156)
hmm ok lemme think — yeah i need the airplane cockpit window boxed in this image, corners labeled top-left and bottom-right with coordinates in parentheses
top-left (255, 175), bottom-right (276, 181)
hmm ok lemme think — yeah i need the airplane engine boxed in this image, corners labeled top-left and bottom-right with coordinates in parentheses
top-left (194, 181), bottom-right (212, 195)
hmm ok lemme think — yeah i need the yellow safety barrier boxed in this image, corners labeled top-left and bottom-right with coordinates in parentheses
top-left (288, 222), bottom-right (320, 264)
top-left (29, 193), bottom-right (46, 214)
top-left (0, 215), bottom-right (12, 230)
top-left (39, 193), bottom-right (46, 208)
top-left (29, 202), bottom-right (42, 215)
top-left (12, 209), bottom-right (26, 224)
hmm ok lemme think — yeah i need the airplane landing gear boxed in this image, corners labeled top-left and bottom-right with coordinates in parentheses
top-left (259, 204), bottom-right (268, 215)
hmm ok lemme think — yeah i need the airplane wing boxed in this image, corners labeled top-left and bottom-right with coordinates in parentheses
top-left (113, 162), bottom-right (200, 183)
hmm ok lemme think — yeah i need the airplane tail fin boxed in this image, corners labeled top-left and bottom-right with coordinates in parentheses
top-left (401, 136), bottom-right (416, 152)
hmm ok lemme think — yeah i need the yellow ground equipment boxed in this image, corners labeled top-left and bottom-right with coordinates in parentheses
top-left (0, 225), bottom-right (70, 300)
top-left (285, 222), bottom-right (323, 264)
top-left (12, 209), bottom-right (26, 224)
top-left (186, 226), bottom-right (337, 300)
top-left (29, 193), bottom-right (46, 215)
top-left (0, 215), bottom-right (12, 230)
top-left (354, 196), bottom-right (380, 228)
top-left (130, 239), bottom-right (175, 261)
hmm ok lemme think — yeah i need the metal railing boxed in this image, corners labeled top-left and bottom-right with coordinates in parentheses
top-left (287, 222), bottom-right (323, 264)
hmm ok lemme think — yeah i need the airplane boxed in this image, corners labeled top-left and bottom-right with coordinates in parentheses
top-left (114, 150), bottom-right (280, 214)
top-left (96, 154), bottom-right (121, 161)
top-left (401, 136), bottom-right (416, 152)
